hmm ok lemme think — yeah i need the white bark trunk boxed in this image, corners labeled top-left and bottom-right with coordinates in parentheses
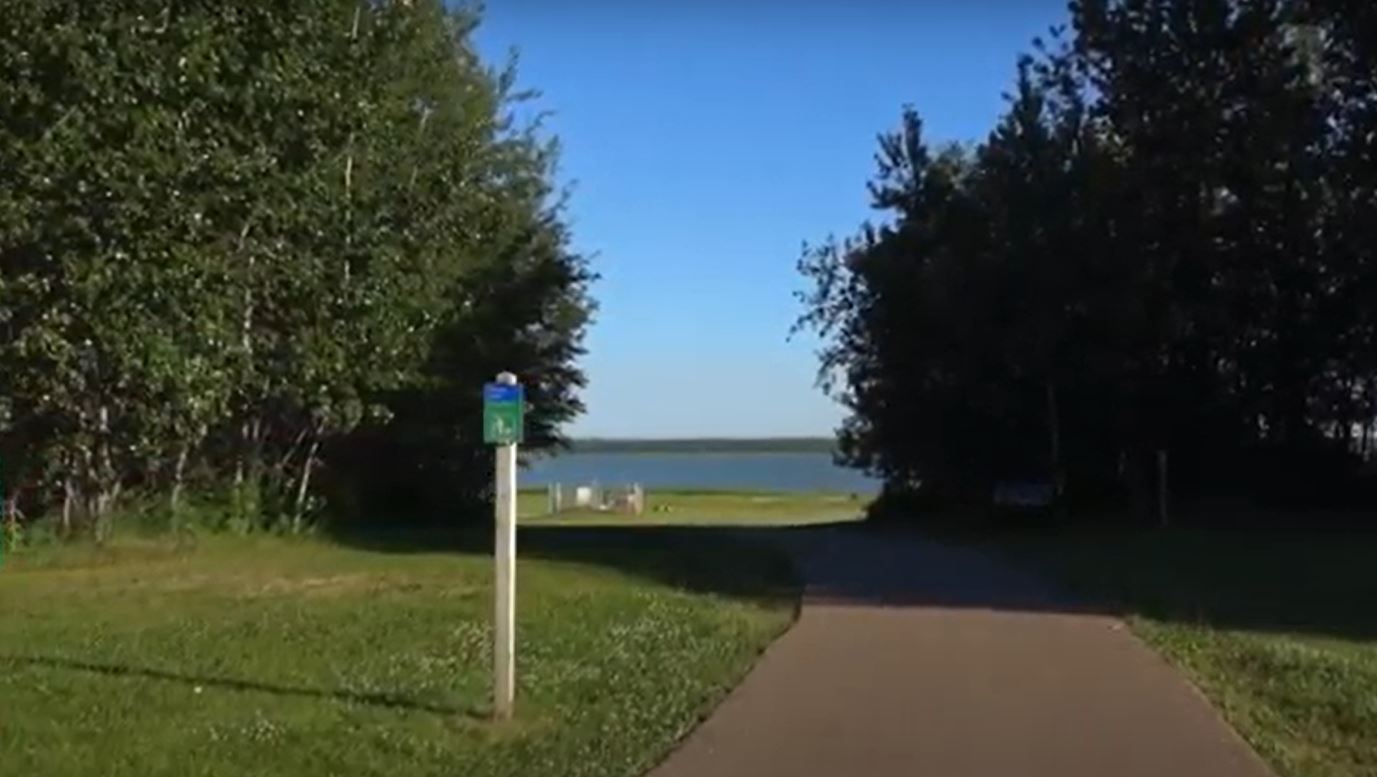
top-left (95, 404), bottom-right (115, 527)
top-left (3, 494), bottom-right (19, 546)
top-left (235, 220), bottom-right (256, 500)
top-left (292, 438), bottom-right (322, 533)
top-left (62, 477), bottom-right (75, 537)
top-left (170, 442), bottom-right (190, 515)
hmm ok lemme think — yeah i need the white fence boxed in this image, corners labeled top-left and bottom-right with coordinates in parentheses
top-left (546, 483), bottom-right (645, 516)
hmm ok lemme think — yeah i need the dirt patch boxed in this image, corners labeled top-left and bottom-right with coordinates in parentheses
top-left (24, 570), bottom-right (471, 601)
top-left (243, 574), bottom-right (380, 598)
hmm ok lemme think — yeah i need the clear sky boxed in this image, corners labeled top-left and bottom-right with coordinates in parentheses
top-left (472, 1), bottom-right (1069, 438)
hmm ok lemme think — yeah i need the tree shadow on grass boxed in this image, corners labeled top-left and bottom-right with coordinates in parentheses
top-left (333, 519), bottom-right (1377, 644)
top-left (850, 520), bottom-right (1377, 643)
top-left (940, 523), bottom-right (1377, 644)
top-left (1, 654), bottom-right (480, 719)
top-left (333, 522), bottom-right (809, 612)
top-left (333, 519), bottom-right (1091, 618)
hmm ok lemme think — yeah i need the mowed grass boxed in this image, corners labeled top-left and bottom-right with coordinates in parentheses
top-left (520, 488), bottom-right (869, 526)
top-left (0, 524), bottom-right (798, 777)
top-left (971, 527), bottom-right (1377, 777)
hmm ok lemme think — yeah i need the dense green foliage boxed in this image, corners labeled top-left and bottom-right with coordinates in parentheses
top-left (0, 1), bottom-right (592, 537)
top-left (798, 0), bottom-right (1377, 517)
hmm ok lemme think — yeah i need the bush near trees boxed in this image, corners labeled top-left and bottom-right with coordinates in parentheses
top-left (797, 0), bottom-right (1377, 520)
top-left (0, 0), bottom-right (592, 538)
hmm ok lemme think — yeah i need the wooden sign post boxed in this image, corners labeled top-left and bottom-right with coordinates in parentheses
top-left (483, 372), bottom-right (523, 720)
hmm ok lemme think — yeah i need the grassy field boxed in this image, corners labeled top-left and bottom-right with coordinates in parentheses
top-left (0, 511), bottom-right (803, 777)
top-left (519, 488), bottom-right (868, 526)
top-left (969, 527), bottom-right (1377, 777)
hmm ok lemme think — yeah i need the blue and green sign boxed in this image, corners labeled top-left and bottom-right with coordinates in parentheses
top-left (483, 383), bottom-right (525, 445)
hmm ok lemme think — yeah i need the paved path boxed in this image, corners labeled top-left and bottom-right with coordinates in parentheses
top-left (649, 526), bottom-right (1275, 777)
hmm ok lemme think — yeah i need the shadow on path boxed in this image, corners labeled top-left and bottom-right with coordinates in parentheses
top-left (335, 519), bottom-right (1377, 643)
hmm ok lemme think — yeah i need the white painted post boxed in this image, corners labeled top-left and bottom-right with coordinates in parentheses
top-left (548, 482), bottom-right (562, 515)
top-left (493, 371), bottom-right (518, 720)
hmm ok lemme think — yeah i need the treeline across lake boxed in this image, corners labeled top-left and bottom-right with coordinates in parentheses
top-left (797, 0), bottom-right (1377, 521)
top-left (0, 1), bottom-right (591, 542)
top-left (569, 438), bottom-right (838, 455)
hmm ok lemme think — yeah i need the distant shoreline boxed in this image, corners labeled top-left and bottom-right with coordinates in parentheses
top-left (567, 437), bottom-right (837, 455)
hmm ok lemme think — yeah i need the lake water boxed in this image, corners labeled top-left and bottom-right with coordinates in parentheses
top-left (523, 451), bottom-right (880, 493)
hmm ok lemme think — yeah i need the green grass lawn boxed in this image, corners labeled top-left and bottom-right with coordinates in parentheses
top-left (0, 522), bottom-right (798, 777)
top-left (968, 527), bottom-right (1377, 777)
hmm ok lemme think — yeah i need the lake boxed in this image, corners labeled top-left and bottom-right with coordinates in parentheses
top-left (522, 451), bottom-right (880, 493)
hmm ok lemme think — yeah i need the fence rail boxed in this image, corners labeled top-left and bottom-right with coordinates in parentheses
top-left (547, 483), bottom-right (644, 516)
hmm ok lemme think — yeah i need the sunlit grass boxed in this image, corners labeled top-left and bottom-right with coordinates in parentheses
top-left (520, 488), bottom-right (868, 526)
top-left (0, 529), bottom-right (797, 777)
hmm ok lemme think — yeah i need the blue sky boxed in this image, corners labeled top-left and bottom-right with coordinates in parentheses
top-left (472, 1), bottom-right (1069, 438)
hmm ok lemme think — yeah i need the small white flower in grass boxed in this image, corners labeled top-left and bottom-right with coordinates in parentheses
top-left (194, 686), bottom-right (203, 694)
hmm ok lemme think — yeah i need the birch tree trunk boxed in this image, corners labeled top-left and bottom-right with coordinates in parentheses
top-left (170, 441), bottom-right (190, 516)
top-left (292, 437), bottom-right (322, 534)
top-left (61, 477), bottom-right (75, 537)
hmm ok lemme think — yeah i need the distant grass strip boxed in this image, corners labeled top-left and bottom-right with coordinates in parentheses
top-left (0, 529), bottom-right (797, 777)
top-left (520, 489), bottom-right (868, 526)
